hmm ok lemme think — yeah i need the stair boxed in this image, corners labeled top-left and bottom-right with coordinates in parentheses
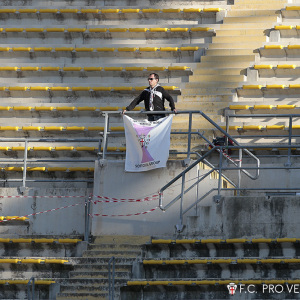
top-left (56, 235), bottom-right (150, 300)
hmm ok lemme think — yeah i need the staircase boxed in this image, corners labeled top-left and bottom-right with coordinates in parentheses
top-left (56, 235), bottom-right (150, 300)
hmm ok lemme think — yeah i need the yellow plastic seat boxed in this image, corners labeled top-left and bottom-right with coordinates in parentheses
top-left (266, 125), bottom-right (285, 130)
top-left (139, 47), bottom-right (159, 52)
top-left (59, 9), bottom-right (78, 13)
top-left (66, 28), bottom-right (86, 33)
top-left (289, 84), bottom-right (300, 88)
top-left (243, 125), bottom-right (263, 130)
top-left (55, 146), bottom-right (75, 151)
top-left (277, 64), bottom-right (296, 69)
top-left (191, 27), bottom-right (211, 32)
top-left (55, 47), bottom-right (74, 52)
top-left (121, 9), bottom-right (140, 13)
top-left (5, 216), bottom-right (28, 221)
top-left (287, 45), bottom-right (300, 49)
top-left (254, 65), bottom-right (273, 69)
top-left (170, 28), bottom-right (189, 32)
top-left (58, 238), bottom-right (81, 243)
top-left (162, 86), bottom-right (178, 90)
top-left (22, 126), bottom-right (42, 131)
top-left (160, 47), bottom-right (178, 51)
top-left (71, 87), bottom-right (90, 91)
top-left (44, 259), bottom-right (69, 264)
top-left (43, 126), bottom-right (65, 131)
top-left (12, 47), bottom-right (32, 52)
top-left (0, 106), bottom-right (11, 111)
top-left (11, 146), bottom-right (25, 151)
top-left (253, 105), bottom-right (274, 109)
top-left (0, 9), bottom-right (17, 13)
top-left (32, 238), bottom-right (55, 243)
top-left (0, 147), bottom-right (10, 151)
top-left (5, 28), bottom-right (23, 32)
top-left (27, 167), bottom-right (46, 172)
top-left (50, 87), bottom-right (70, 91)
top-left (286, 6), bottom-right (300, 11)
top-left (76, 146), bottom-right (97, 151)
top-left (118, 47), bottom-right (137, 52)
top-left (0, 126), bottom-right (19, 131)
top-left (35, 106), bottom-right (54, 111)
top-left (0, 47), bottom-right (11, 52)
top-left (9, 86), bottom-right (28, 91)
top-left (5, 167), bottom-right (23, 171)
top-left (147, 66), bottom-right (166, 71)
top-left (183, 8), bottom-right (202, 13)
top-left (142, 9), bottom-right (160, 13)
top-left (80, 9), bottom-right (99, 14)
top-left (21, 259), bottom-right (42, 264)
top-left (68, 167), bottom-right (90, 172)
top-left (66, 126), bottom-right (86, 131)
top-left (91, 87), bottom-right (111, 91)
top-left (242, 85), bottom-right (262, 89)
top-left (129, 28), bottom-right (148, 32)
top-left (109, 28), bottom-right (128, 32)
top-left (87, 126), bottom-right (104, 131)
top-left (0, 67), bottom-right (18, 71)
top-left (39, 9), bottom-right (58, 13)
top-left (266, 84), bottom-right (286, 89)
top-left (83, 67), bottom-right (102, 71)
top-left (104, 67), bottom-right (123, 71)
top-left (96, 47), bottom-right (115, 52)
top-left (264, 45), bottom-right (283, 49)
top-left (149, 28), bottom-right (168, 32)
top-left (277, 105), bottom-right (296, 109)
top-left (25, 28), bottom-right (44, 32)
top-left (0, 259), bottom-right (20, 263)
top-left (101, 9), bottom-right (120, 13)
top-left (125, 67), bottom-right (144, 71)
top-left (75, 48), bottom-right (94, 52)
top-left (113, 86), bottom-right (133, 91)
top-left (34, 47), bottom-right (52, 52)
top-left (32, 146), bottom-right (52, 151)
top-left (229, 105), bottom-right (250, 110)
top-left (47, 167), bottom-right (67, 172)
top-left (110, 126), bottom-right (125, 131)
top-left (274, 25), bottom-right (294, 30)
top-left (77, 106), bottom-right (98, 111)
top-left (30, 86), bottom-right (49, 91)
top-left (203, 8), bottom-right (222, 12)
top-left (13, 106), bottom-right (32, 111)
top-left (89, 28), bottom-right (107, 33)
top-left (180, 46), bottom-right (199, 51)
top-left (46, 28), bottom-right (65, 32)
top-left (20, 67), bottom-right (39, 71)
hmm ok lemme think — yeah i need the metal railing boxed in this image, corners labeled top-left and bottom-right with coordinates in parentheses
top-left (27, 277), bottom-right (35, 300)
top-left (108, 256), bottom-right (116, 300)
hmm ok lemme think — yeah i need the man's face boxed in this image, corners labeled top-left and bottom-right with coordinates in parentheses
top-left (148, 75), bottom-right (158, 88)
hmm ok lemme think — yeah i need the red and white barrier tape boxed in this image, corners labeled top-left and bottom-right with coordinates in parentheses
top-left (91, 206), bottom-right (159, 217)
top-left (0, 195), bottom-right (86, 199)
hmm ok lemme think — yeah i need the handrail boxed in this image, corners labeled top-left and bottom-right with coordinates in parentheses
top-left (108, 256), bottom-right (115, 300)
top-left (27, 277), bottom-right (35, 300)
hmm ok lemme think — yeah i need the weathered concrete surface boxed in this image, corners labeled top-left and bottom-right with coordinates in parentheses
top-left (187, 196), bottom-right (300, 239)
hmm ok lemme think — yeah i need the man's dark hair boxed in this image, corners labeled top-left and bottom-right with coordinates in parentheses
top-left (149, 73), bottom-right (159, 81)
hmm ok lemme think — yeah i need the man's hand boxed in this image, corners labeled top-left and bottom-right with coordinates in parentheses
top-left (173, 109), bottom-right (178, 114)
top-left (122, 109), bottom-right (127, 114)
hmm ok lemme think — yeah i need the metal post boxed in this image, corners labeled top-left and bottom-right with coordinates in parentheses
top-left (237, 148), bottom-right (242, 196)
top-left (108, 256), bottom-right (115, 300)
top-left (187, 112), bottom-right (192, 160)
top-left (286, 116), bottom-right (293, 167)
top-left (27, 277), bottom-right (35, 300)
top-left (22, 140), bottom-right (28, 188)
top-left (176, 173), bottom-right (185, 232)
top-left (218, 149), bottom-right (223, 196)
top-left (102, 113), bottom-right (109, 160)
top-left (84, 195), bottom-right (92, 242)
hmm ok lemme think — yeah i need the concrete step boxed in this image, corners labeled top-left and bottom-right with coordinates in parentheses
top-left (212, 35), bottom-right (267, 43)
top-left (205, 48), bottom-right (255, 56)
top-left (197, 60), bottom-right (252, 68)
top-left (215, 28), bottom-right (266, 36)
top-left (193, 68), bottom-right (244, 75)
top-left (189, 74), bottom-right (244, 82)
top-left (59, 278), bottom-right (127, 288)
top-left (69, 270), bottom-right (130, 279)
top-left (227, 9), bottom-right (281, 17)
top-left (88, 243), bottom-right (143, 251)
top-left (93, 235), bottom-right (150, 245)
top-left (72, 263), bottom-right (132, 272)
top-left (223, 15), bottom-right (279, 23)
top-left (185, 82), bottom-right (241, 88)
top-left (208, 41), bottom-right (265, 49)
top-left (181, 88), bottom-right (235, 96)
top-left (82, 249), bottom-right (141, 258)
top-left (56, 292), bottom-right (107, 300)
top-left (201, 54), bottom-right (256, 62)
top-left (220, 23), bottom-right (278, 29)
top-left (178, 94), bottom-right (235, 102)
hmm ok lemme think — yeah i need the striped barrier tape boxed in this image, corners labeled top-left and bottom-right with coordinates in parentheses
top-left (91, 206), bottom-right (159, 217)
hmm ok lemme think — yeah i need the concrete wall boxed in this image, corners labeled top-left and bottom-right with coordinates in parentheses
top-left (92, 159), bottom-right (220, 236)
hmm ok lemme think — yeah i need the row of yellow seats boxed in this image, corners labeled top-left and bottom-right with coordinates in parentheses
top-left (0, 258), bottom-right (68, 264)
top-left (0, 126), bottom-right (124, 132)
top-left (143, 258), bottom-right (300, 265)
top-left (286, 6), bottom-right (300, 11)
top-left (0, 106), bottom-right (141, 112)
top-left (0, 279), bottom-right (55, 285)
top-left (0, 8), bottom-right (223, 14)
top-left (127, 279), bottom-right (300, 286)
top-left (274, 25), bottom-right (300, 30)
top-left (222, 125), bottom-right (300, 131)
top-left (151, 238), bottom-right (300, 244)
top-left (242, 84), bottom-right (300, 89)
top-left (0, 238), bottom-right (81, 243)
top-left (263, 44), bottom-right (300, 50)
top-left (0, 216), bottom-right (28, 221)
top-left (0, 146), bottom-right (125, 152)
top-left (230, 104), bottom-right (299, 110)
top-left (0, 86), bottom-right (178, 91)
top-left (0, 46), bottom-right (199, 52)
top-left (0, 27), bottom-right (212, 33)
top-left (1, 167), bottom-right (95, 172)
top-left (0, 66), bottom-right (190, 72)
top-left (254, 64), bottom-right (299, 69)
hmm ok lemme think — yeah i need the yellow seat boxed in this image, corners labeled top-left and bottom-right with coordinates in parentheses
top-left (121, 9), bottom-right (140, 13)
top-left (101, 9), bottom-right (120, 13)
top-left (0, 47), bottom-right (11, 52)
top-left (118, 47), bottom-right (137, 52)
top-left (104, 67), bottom-right (123, 71)
top-left (266, 84), bottom-right (285, 89)
top-left (286, 6), bottom-right (300, 10)
top-left (32, 238), bottom-right (55, 243)
top-left (0, 67), bottom-right (18, 71)
top-left (11, 146), bottom-right (25, 151)
top-left (55, 47), bottom-right (74, 52)
top-left (277, 105), bottom-right (296, 109)
top-left (287, 45), bottom-right (300, 49)
top-left (0, 147), bottom-right (10, 151)
top-left (289, 84), bottom-right (300, 88)
top-left (266, 125), bottom-right (285, 130)
top-left (253, 105), bottom-right (274, 109)
top-left (183, 8), bottom-right (201, 13)
top-left (9, 86), bottom-right (28, 91)
top-left (141, 9), bottom-right (160, 13)
top-left (75, 48), bottom-right (94, 52)
top-left (0, 126), bottom-right (19, 131)
top-left (0, 106), bottom-right (11, 111)
top-left (39, 9), bottom-right (58, 13)
top-left (20, 67), bottom-right (39, 71)
top-left (162, 9), bottom-right (181, 13)
top-left (63, 67), bottom-right (82, 72)
top-left (46, 28), bottom-right (64, 32)
top-left (40, 67), bottom-right (60, 71)
top-left (21, 259), bottom-right (42, 264)
top-left (55, 146), bottom-right (75, 151)
top-left (13, 106), bottom-right (32, 111)
top-left (125, 67), bottom-right (144, 71)
top-left (190, 27), bottom-right (211, 32)
top-left (129, 28), bottom-right (148, 32)
top-left (25, 28), bottom-right (44, 32)
top-left (180, 46), bottom-right (199, 51)
top-left (44, 259), bottom-right (69, 264)
top-left (65, 126), bottom-right (86, 131)
top-left (170, 28), bottom-right (189, 32)
top-left (71, 87), bottom-right (90, 91)
top-left (264, 45), bottom-right (283, 49)
top-left (12, 47), bottom-right (32, 52)
top-left (274, 25), bottom-right (294, 30)
top-left (80, 9), bottom-right (99, 14)
top-left (91, 87), bottom-right (111, 91)
top-left (32, 146), bottom-right (52, 151)
top-left (0, 259), bottom-right (20, 263)
top-left (50, 87), bottom-right (70, 91)
top-left (160, 47), bottom-right (178, 51)
top-left (110, 126), bottom-right (125, 131)
top-left (277, 64), bottom-right (296, 69)
top-left (96, 47), bottom-right (115, 52)
top-left (58, 238), bottom-right (81, 243)
top-left (242, 85), bottom-right (262, 89)
top-left (5, 28), bottom-right (23, 32)
top-left (30, 87), bottom-right (49, 91)
top-left (34, 106), bottom-right (54, 111)
top-left (5, 167), bottom-right (23, 171)
top-left (22, 126), bottom-right (42, 131)
top-left (113, 86), bottom-right (133, 91)
top-left (27, 167), bottom-right (46, 172)
top-left (59, 9), bottom-right (78, 13)
top-left (76, 147), bottom-right (97, 151)
top-left (147, 66), bottom-right (166, 71)
top-left (203, 8), bottom-right (222, 12)
top-left (43, 126), bottom-right (65, 131)
top-left (149, 28), bottom-right (168, 32)
top-left (162, 86), bottom-right (178, 90)
top-left (109, 28), bottom-right (128, 32)
top-left (66, 28), bottom-right (86, 32)
top-left (89, 28), bottom-right (107, 32)
top-left (47, 167), bottom-right (67, 172)
top-left (243, 125), bottom-right (263, 130)
top-left (0, 9), bottom-right (17, 13)
top-left (254, 65), bottom-right (273, 69)
top-left (83, 67), bottom-right (102, 71)
top-left (139, 47), bottom-right (159, 52)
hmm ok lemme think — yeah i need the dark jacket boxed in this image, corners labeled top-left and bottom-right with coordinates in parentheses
top-left (126, 85), bottom-right (176, 112)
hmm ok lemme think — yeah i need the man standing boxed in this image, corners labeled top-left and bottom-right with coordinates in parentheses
top-left (123, 73), bottom-right (177, 121)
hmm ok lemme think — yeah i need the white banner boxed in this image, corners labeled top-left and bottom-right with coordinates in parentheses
top-left (123, 115), bottom-right (173, 172)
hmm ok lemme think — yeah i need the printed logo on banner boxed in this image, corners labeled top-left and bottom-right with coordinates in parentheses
top-left (227, 283), bottom-right (237, 295)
